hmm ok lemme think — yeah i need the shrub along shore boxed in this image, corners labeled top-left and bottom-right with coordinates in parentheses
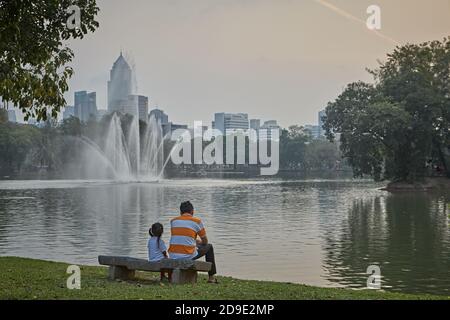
top-left (0, 257), bottom-right (448, 300)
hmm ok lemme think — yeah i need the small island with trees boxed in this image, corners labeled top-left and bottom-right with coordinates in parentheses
top-left (323, 37), bottom-right (450, 191)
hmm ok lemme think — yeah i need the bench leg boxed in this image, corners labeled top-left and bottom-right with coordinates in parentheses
top-left (171, 269), bottom-right (198, 284)
top-left (108, 266), bottom-right (135, 281)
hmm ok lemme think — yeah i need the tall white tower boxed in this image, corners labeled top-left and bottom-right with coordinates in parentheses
top-left (107, 52), bottom-right (133, 113)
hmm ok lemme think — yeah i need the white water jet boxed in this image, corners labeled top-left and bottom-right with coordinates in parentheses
top-left (157, 133), bottom-right (185, 179)
top-left (72, 112), bottom-right (169, 181)
top-left (104, 113), bottom-right (132, 180)
top-left (127, 115), bottom-right (141, 178)
top-left (141, 115), bottom-right (164, 180)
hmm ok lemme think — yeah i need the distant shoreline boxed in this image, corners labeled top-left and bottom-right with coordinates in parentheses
top-left (382, 177), bottom-right (450, 192)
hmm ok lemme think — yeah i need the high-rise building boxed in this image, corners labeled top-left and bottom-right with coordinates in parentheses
top-left (149, 108), bottom-right (169, 124)
top-left (161, 122), bottom-right (188, 137)
top-left (213, 112), bottom-right (249, 135)
top-left (148, 108), bottom-right (186, 136)
top-left (116, 94), bottom-right (141, 118)
top-left (250, 119), bottom-right (261, 130)
top-left (136, 95), bottom-right (149, 123)
top-left (259, 120), bottom-right (280, 140)
top-left (7, 109), bottom-right (17, 123)
top-left (107, 52), bottom-right (133, 113)
top-left (305, 125), bottom-right (320, 139)
top-left (63, 106), bottom-right (75, 120)
top-left (105, 94), bottom-right (146, 120)
top-left (74, 91), bottom-right (97, 123)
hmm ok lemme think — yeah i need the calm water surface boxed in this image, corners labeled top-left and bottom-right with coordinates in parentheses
top-left (0, 179), bottom-right (449, 295)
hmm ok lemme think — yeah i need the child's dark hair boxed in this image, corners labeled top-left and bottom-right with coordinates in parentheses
top-left (149, 222), bottom-right (164, 249)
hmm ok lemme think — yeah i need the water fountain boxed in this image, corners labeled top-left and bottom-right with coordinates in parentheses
top-left (104, 113), bottom-right (132, 180)
top-left (74, 112), bottom-right (168, 181)
top-left (141, 115), bottom-right (164, 179)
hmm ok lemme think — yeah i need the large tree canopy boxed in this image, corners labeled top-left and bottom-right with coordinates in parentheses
top-left (0, 0), bottom-right (99, 121)
top-left (324, 38), bottom-right (450, 182)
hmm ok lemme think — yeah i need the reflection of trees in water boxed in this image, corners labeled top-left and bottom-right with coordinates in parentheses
top-left (323, 192), bottom-right (450, 295)
top-left (0, 191), bottom-right (20, 247)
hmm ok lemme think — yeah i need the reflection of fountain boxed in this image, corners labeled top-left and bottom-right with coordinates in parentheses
top-left (77, 112), bottom-right (169, 181)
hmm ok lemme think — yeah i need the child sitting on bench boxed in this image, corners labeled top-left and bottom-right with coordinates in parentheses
top-left (148, 222), bottom-right (172, 282)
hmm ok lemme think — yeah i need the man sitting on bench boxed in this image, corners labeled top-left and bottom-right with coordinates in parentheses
top-left (168, 201), bottom-right (218, 284)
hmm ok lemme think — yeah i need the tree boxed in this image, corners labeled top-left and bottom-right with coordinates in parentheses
top-left (280, 125), bottom-right (310, 170)
top-left (373, 39), bottom-right (450, 179)
top-left (61, 116), bottom-right (83, 136)
top-left (324, 38), bottom-right (450, 181)
top-left (32, 120), bottom-right (63, 170)
top-left (304, 139), bottom-right (341, 171)
top-left (0, 122), bottom-right (41, 172)
top-left (0, 0), bottom-right (99, 121)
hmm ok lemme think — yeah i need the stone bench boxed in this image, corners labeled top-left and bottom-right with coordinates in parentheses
top-left (98, 255), bottom-right (212, 284)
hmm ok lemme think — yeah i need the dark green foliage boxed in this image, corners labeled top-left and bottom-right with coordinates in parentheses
top-left (303, 139), bottom-right (341, 171)
top-left (280, 125), bottom-right (310, 170)
top-left (0, 121), bottom-right (41, 173)
top-left (0, 0), bottom-right (99, 121)
top-left (324, 38), bottom-right (450, 182)
top-left (280, 125), bottom-right (343, 171)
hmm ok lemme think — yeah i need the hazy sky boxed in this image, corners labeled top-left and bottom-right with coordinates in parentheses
top-left (65, 0), bottom-right (450, 127)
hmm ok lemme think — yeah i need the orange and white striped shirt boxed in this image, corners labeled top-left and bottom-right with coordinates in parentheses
top-left (168, 214), bottom-right (206, 259)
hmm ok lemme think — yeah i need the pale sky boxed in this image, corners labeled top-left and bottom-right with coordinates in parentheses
top-left (65, 0), bottom-right (450, 128)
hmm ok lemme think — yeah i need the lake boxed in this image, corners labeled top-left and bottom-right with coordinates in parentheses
top-left (0, 179), bottom-right (449, 295)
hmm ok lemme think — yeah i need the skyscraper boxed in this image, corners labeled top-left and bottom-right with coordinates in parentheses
top-left (149, 108), bottom-right (169, 124)
top-left (136, 95), bottom-right (149, 123)
top-left (107, 52), bottom-right (133, 113)
top-left (122, 95), bottom-right (138, 118)
top-left (63, 106), bottom-right (75, 120)
top-left (213, 112), bottom-right (249, 135)
top-left (305, 125), bottom-right (321, 139)
top-left (259, 120), bottom-right (280, 140)
top-left (250, 119), bottom-right (261, 130)
top-left (74, 91), bottom-right (97, 123)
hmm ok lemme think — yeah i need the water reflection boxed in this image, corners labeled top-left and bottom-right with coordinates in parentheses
top-left (0, 179), bottom-right (448, 295)
top-left (323, 192), bottom-right (450, 295)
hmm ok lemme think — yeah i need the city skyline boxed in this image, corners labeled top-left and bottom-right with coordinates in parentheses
top-left (63, 52), bottom-right (306, 134)
top-left (63, 0), bottom-right (450, 128)
top-left (1, 47), bottom-right (324, 136)
top-left (59, 51), bottom-right (321, 131)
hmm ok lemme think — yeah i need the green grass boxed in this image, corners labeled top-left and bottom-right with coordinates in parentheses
top-left (0, 257), bottom-right (448, 300)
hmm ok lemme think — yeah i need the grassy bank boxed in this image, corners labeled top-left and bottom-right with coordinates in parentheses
top-left (0, 257), bottom-right (448, 300)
